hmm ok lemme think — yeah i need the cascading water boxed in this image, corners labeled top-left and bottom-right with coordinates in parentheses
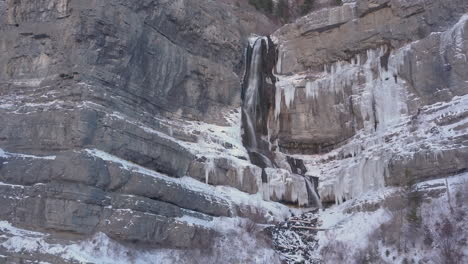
top-left (241, 36), bottom-right (274, 169)
top-left (241, 35), bottom-right (321, 208)
top-left (242, 36), bottom-right (265, 151)
top-left (305, 178), bottom-right (322, 209)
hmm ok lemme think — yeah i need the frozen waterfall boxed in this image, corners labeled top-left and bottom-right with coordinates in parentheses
top-left (241, 36), bottom-right (322, 208)
top-left (242, 36), bottom-right (265, 151)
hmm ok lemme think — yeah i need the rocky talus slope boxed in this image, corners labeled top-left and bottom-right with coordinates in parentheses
top-left (0, 0), bottom-right (467, 263)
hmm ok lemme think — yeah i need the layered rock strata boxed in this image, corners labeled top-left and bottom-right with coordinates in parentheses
top-left (270, 0), bottom-right (468, 203)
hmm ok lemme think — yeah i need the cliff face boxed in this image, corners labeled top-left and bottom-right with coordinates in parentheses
top-left (0, 1), bottom-right (286, 263)
top-left (0, 0), bottom-right (467, 263)
top-left (271, 0), bottom-right (468, 202)
top-left (267, 0), bottom-right (468, 262)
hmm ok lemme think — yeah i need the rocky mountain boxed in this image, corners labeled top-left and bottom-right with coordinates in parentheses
top-left (0, 0), bottom-right (467, 263)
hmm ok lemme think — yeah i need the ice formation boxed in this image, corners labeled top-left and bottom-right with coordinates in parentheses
top-left (242, 35), bottom-right (320, 207)
top-left (440, 14), bottom-right (468, 61)
top-left (272, 14), bottom-right (468, 203)
top-left (275, 45), bottom-right (409, 131)
top-left (273, 45), bottom-right (411, 203)
top-left (264, 168), bottom-right (310, 206)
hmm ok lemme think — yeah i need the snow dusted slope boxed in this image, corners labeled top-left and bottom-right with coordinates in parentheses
top-left (0, 146), bottom-right (296, 263)
top-left (271, 173), bottom-right (468, 263)
top-left (0, 217), bottom-right (282, 264)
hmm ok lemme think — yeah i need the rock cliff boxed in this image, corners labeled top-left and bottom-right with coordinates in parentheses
top-left (268, 0), bottom-right (468, 262)
top-left (272, 0), bottom-right (468, 202)
top-left (0, 0), bottom-right (467, 263)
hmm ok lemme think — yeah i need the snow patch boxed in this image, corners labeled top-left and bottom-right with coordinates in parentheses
top-left (11, 78), bottom-right (44, 87)
top-left (0, 219), bottom-right (282, 264)
top-left (0, 148), bottom-right (56, 160)
top-left (84, 148), bottom-right (293, 222)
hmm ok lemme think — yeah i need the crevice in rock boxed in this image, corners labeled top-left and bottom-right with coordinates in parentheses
top-left (359, 2), bottom-right (391, 18)
top-left (301, 21), bottom-right (347, 36)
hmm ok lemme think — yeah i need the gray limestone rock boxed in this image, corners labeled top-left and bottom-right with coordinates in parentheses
top-left (1, 0), bottom-right (467, 261)
top-left (271, 0), bottom-right (468, 155)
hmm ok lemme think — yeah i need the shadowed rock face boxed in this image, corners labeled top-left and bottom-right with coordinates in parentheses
top-left (0, 0), bottom-right (281, 257)
top-left (0, 0), bottom-right (276, 125)
top-left (0, 0), bottom-right (278, 174)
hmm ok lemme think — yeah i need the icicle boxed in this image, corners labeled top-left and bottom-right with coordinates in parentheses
top-left (274, 77), bottom-right (297, 119)
top-left (295, 45), bottom-right (412, 204)
top-left (274, 83), bottom-right (283, 119)
top-left (205, 157), bottom-right (215, 184)
top-left (266, 119), bottom-right (272, 151)
top-left (276, 47), bottom-right (283, 74)
top-left (440, 14), bottom-right (468, 62)
top-left (266, 168), bottom-right (310, 207)
top-left (305, 81), bottom-right (320, 99)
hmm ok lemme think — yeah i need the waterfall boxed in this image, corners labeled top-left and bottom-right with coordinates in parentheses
top-left (242, 36), bottom-right (278, 170)
top-left (305, 177), bottom-right (323, 209)
top-left (241, 35), bottom-right (321, 208)
top-left (242, 36), bottom-right (265, 151)
top-left (243, 108), bottom-right (258, 149)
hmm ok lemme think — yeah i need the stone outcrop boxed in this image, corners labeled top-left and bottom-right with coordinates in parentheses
top-left (0, 150), bottom-right (224, 246)
top-left (1, 0), bottom-right (276, 123)
top-left (0, 0), bottom-right (289, 260)
top-left (0, 0), bottom-right (467, 263)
